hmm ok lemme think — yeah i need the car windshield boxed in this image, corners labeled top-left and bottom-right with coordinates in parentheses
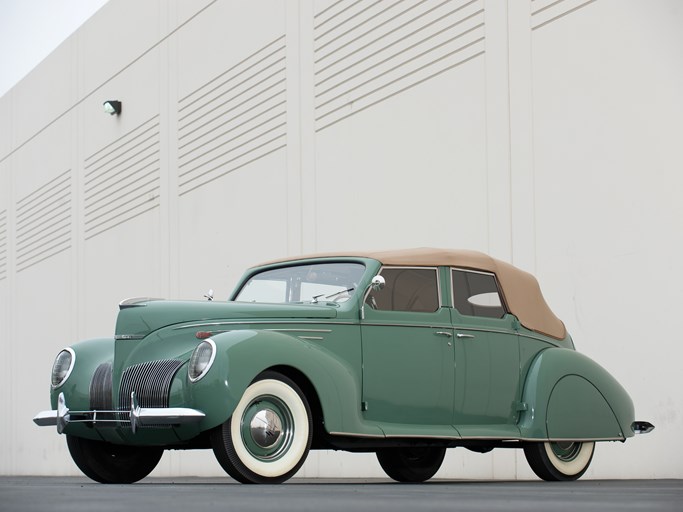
top-left (234, 262), bottom-right (366, 304)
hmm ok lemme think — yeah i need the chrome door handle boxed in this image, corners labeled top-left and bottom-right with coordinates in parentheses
top-left (435, 331), bottom-right (452, 338)
top-left (456, 333), bottom-right (475, 339)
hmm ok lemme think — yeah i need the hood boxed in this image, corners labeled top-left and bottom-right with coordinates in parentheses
top-left (115, 299), bottom-right (338, 340)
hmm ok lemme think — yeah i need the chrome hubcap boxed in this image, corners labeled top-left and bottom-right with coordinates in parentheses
top-left (551, 441), bottom-right (582, 462)
top-left (250, 409), bottom-right (283, 449)
top-left (241, 395), bottom-right (293, 461)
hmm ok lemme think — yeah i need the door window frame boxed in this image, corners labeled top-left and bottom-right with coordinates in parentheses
top-left (364, 266), bottom-right (442, 314)
top-left (450, 267), bottom-right (509, 319)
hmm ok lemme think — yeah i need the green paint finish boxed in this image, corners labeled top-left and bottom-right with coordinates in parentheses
top-left (115, 300), bottom-right (338, 340)
top-left (519, 348), bottom-right (634, 440)
top-left (39, 253), bottom-right (645, 458)
top-left (361, 307), bottom-right (454, 425)
top-left (50, 338), bottom-right (114, 412)
top-left (547, 375), bottom-right (622, 439)
top-left (188, 325), bottom-right (382, 436)
top-left (451, 311), bottom-right (520, 428)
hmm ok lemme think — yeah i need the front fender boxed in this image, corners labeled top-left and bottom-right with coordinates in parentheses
top-left (49, 338), bottom-right (115, 440)
top-left (50, 338), bottom-right (115, 411)
top-left (188, 330), bottom-right (374, 435)
top-left (519, 348), bottom-right (635, 441)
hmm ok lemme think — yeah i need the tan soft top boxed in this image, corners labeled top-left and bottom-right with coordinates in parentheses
top-left (258, 248), bottom-right (566, 340)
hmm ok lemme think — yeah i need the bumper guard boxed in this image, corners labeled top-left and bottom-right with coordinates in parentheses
top-left (33, 392), bottom-right (205, 434)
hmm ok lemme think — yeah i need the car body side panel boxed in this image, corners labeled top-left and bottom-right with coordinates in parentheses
top-left (189, 329), bottom-right (384, 437)
top-left (519, 348), bottom-right (635, 440)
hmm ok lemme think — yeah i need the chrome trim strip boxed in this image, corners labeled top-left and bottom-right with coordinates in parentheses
top-left (543, 437), bottom-right (624, 442)
top-left (119, 297), bottom-right (164, 309)
top-left (451, 267), bottom-right (496, 277)
top-left (328, 431), bottom-right (385, 438)
top-left (518, 332), bottom-right (562, 346)
top-left (448, 435), bottom-right (624, 441)
top-left (297, 336), bottom-right (324, 340)
top-left (450, 267), bottom-right (510, 314)
top-left (384, 434), bottom-right (461, 440)
top-left (361, 322), bottom-right (452, 330)
top-left (266, 328), bottom-right (332, 333)
top-left (114, 335), bottom-right (145, 340)
top-left (175, 320), bottom-right (355, 330)
top-left (326, 431), bottom-right (624, 442)
top-left (369, 266), bottom-right (443, 311)
top-left (455, 325), bottom-right (563, 347)
top-left (454, 326), bottom-right (514, 336)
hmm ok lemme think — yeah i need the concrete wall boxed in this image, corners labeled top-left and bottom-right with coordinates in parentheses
top-left (0, 0), bottom-right (680, 478)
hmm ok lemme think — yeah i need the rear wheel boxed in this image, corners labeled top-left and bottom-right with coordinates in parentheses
top-left (376, 447), bottom-right (446, 482)
top-left (66, 435), bottom-right (163, 483)
top-left (211, 371), bottom-right (312, 484)
top-left (524, 441), bottom-right (595, 481)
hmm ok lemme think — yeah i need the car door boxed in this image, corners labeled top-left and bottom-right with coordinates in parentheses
top-left (361, 266), bottom-right (455, 427)
top-left (450, 268), bottom-right (522, 437)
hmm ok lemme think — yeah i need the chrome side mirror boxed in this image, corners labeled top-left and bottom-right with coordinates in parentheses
top-left (361, 275), bottom-right (385, 319)
top-left (371, 275), bottom-right (385, 291)
top-left (204, 289), bottom-right (214, 301)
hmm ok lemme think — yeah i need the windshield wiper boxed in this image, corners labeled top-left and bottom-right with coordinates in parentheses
top-left (311, 288), bottom-right (354, 303)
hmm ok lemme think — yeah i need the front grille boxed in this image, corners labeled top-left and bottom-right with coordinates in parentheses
top-left (89, 362), bottom-right (113, 410)
top-left (118, 359), bottom-right (183, 411)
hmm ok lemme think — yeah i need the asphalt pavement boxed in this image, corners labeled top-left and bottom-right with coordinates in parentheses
top-left (0, 477), bottom-right (681, 512)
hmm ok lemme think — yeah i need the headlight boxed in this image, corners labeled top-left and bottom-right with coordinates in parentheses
top-left (51, 348), bottom-right (75, 388)
top-left (188, 339), bottom-right (216, 382)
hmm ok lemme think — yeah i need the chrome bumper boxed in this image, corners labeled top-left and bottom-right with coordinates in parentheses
top-left (33, 392), bottom-right (205, 434)
top-left (631, 421), bottom-right (655, 434)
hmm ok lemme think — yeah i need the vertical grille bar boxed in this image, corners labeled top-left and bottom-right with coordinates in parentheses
top-left (89, 362), bottom-right (113, 410)
top-left (118, 359), bottom-right (183, 411)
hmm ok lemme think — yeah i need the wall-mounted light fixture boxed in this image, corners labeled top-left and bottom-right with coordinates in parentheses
top-left (103, 100), bottom-right (122, 116)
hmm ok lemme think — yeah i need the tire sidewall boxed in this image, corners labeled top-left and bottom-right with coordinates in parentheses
top-left (376, 447), bottom-right (446, 482)
top-left (66, 435), bottom-right (163, 484)
top-left (229, 377), bottom-right (311, 479)
top-left (544, 441), bottom-right (595, 478)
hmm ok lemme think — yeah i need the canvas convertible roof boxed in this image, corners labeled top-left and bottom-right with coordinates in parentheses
top-left (258, 248), bottom-right (567, 340)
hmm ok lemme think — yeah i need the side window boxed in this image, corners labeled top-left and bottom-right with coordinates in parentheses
top-left (452, 269), bottom-right (506, 319)
top-left (366, 267), bottom-right (439, 313)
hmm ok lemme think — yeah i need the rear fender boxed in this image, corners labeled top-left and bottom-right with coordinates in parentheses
top-left (519, 348), bottom-right (635, 441)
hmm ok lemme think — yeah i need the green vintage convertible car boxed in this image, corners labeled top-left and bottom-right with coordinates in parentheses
top-left (34, 248), bottom-right (653, 483)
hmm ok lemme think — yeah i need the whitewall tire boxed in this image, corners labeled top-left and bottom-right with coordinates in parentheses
top-left (211, 371), bottom-right (312, 484)
top-left (524, 441), bottom-right (595, 481)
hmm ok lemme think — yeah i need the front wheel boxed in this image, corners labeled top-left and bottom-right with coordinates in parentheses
top-left (376, 447), bottom-right (446, 482)
top-left (66, 435), bottom-right (163, 483)
top-left (524, 441), bottom-right (595, 481)
top-left (211, 371), bottom-right (312, 484)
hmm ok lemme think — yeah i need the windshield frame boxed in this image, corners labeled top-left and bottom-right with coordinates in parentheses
top-left (231, 259), bottom-right (369, 306)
